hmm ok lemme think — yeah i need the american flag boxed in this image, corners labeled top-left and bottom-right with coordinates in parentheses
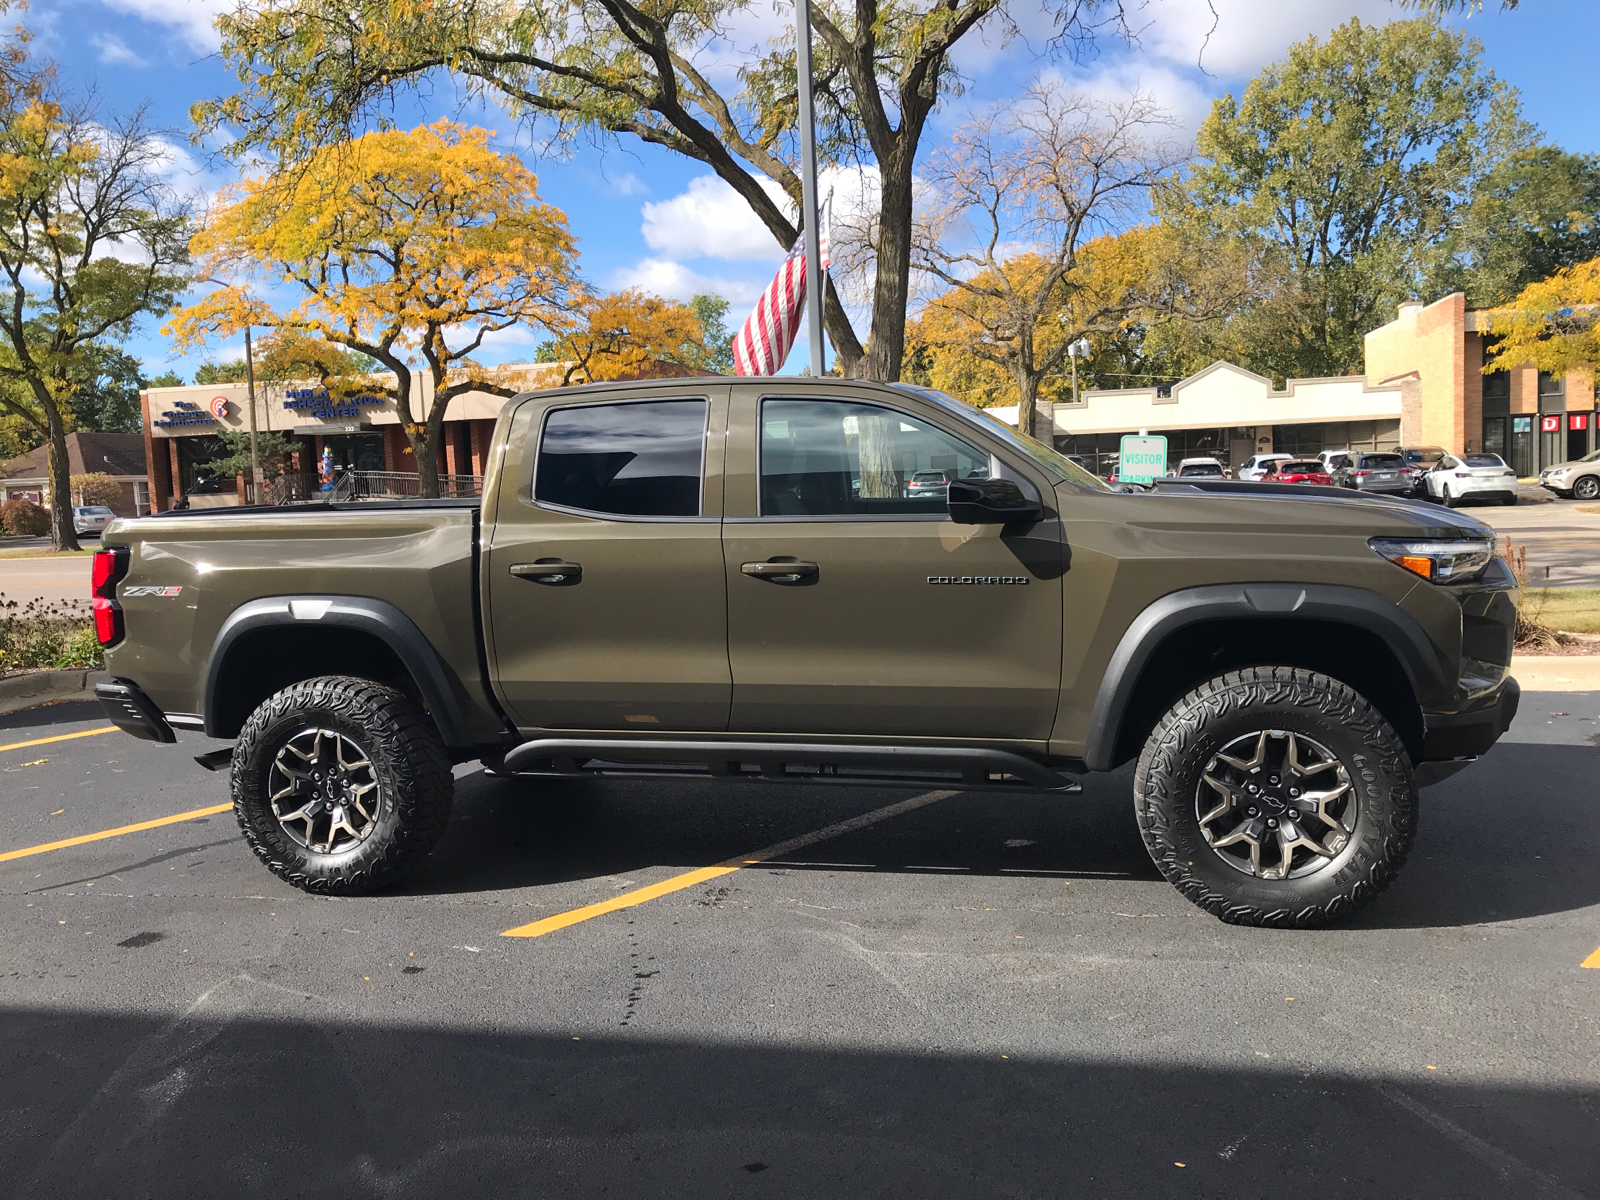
top-left (732, 222), bottom-right (830, 376)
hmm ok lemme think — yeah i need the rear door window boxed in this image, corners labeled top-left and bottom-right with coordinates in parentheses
top-left (534, 399), bottom-right (707, 518)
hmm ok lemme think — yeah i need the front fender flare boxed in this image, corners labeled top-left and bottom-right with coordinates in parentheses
top-left (1081, 583), bottom-right (1450, 771)
top-left (203, 595), bottom-right (476, 748)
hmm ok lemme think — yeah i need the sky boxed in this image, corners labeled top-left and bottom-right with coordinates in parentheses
top-left (22, 0), bottom-right (1600, 379)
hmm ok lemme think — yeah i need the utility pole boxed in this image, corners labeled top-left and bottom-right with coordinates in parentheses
top-left (795, 0), bottom-right (825, 377)
top-left (243, 325), bottom-right (262, 500)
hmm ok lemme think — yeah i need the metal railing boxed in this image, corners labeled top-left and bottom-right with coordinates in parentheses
top-left (258, 470), bottom-right (483, 505)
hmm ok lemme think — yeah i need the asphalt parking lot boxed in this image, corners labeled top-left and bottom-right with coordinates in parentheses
top-left (1, 692), bottom-right (1596, 1199)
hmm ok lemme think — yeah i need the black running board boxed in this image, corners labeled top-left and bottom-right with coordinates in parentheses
top-left (499, 738), bottom-right (1082, 793)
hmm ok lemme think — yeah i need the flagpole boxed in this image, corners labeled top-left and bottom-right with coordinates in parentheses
top-left (795, 0), bottom-right (825, 376)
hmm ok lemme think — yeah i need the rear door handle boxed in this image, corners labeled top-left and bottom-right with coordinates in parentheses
top-left (510, 561), bottom-right (582, 585)
top-left (741, 560), bottom-right (818, 584)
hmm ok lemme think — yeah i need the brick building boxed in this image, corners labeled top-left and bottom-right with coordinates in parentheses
top-left (1365, 293), bottom-right (1598, 476)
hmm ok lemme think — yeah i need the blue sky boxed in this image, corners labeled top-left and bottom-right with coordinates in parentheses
top-left (23, 0), bottom-right (1600, 379)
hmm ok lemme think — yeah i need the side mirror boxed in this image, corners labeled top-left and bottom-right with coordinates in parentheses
top-left (947, 477), bottom-right (1044, 525)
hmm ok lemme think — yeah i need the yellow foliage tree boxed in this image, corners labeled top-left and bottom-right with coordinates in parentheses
top-left (546, 290), bottom-right (707, 387)
top-left (167, 120), bottom-right (580, 497)
top-left (1483, 257), bottom-right (1600, 378)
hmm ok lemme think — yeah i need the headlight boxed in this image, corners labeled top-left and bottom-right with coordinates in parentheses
top-left (1369, 537), bottom-right (1494, 583)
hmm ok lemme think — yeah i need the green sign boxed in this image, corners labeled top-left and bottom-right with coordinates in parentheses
top-left (1119, 435), bottom-right (1168, 485)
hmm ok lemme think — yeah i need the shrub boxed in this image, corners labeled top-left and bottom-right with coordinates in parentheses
top-left (0, 593), bottom-right (101, 672)
top-left (71, 472), bottom-right (123, 508)
top-left (0, 497), bottom-right (49, 537)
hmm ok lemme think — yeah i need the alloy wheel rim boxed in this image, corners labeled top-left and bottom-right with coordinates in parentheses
top-left (1196, 729), bottom-right (1357, 880)
top-left (267, 727), bottom-right (382, 854)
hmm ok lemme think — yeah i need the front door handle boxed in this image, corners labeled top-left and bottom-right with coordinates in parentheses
top-left (741, 560), bottom-right (818, 585)
top-left (510, 561), bottom-right (582, 585)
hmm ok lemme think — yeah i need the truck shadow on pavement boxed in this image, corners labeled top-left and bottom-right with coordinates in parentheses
top-left (3, 1001), bottom-right (1595, 1200)
top-left (402, 739), bottom-right (1598, 931)
top-left (0, 698), bottom-right (103, 733)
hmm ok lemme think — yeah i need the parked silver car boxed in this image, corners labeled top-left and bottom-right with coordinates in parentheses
top-left (1329, 452), bottom-right (1412, 496)
top-left (1539, 449), bottom-right (1600, 500)
top-left (1424, 453), bottom-right (1518, 507)
top-left (71, 505), bottom-right (114, 536)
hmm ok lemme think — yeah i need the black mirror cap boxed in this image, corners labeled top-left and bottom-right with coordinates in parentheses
top-left (947, 478), bottom-right (1045, 525)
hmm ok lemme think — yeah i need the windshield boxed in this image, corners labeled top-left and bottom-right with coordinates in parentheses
top-left (1463, 454), bottom-right (1505, 467)
top-left (1180, 464), bottom-right (1223, 476)
top-left (1578, 449), bottom-right (1600, 464)
top-left (1281, 462), bottom-right (1322, 473)
top-left (890, 383), bottom-right (1113, 492)
top-left (1401, 449), bottom-right (1444, 464)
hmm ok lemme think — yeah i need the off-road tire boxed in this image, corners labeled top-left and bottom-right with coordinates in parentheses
top-left (1134, 667), bottom-right (1417, 928)
top-left (232, 676), bottom-right (453, 895)
top-left (1574, 476), bottom-right (1600, 501)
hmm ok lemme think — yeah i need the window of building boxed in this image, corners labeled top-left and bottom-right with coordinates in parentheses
top-left (1482, 371), bottom-right (1510, 416)
top-left (534, 398), bottom-right (707, 518)
top-left (759, 398), bottom-right (996, 517)
top-left (1538, 372), bottom-right (1566, 413)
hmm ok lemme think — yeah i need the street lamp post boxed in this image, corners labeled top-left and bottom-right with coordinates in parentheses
top-left (1068, 337), bottom-right (1091, 406)
top-left (243, 326), bottom-right (262, 501)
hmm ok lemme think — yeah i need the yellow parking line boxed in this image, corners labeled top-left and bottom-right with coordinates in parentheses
top-left (0, 726), bottom-right (117, 754)
top-left (502, 788), bottom-right (957, 939)
top-left (1583, 946), bottom-right (1600, 969)
top-left (0, 803), bottom-right (233, 863)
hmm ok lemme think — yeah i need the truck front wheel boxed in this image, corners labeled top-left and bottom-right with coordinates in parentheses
top-left (231, 676), bottom-right (454, 894)
top-left (1133, 667), bottom-right (1417, 928)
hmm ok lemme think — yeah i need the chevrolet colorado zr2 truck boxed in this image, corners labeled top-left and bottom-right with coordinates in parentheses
top-left (90, 378), bottom-right (1519, 927)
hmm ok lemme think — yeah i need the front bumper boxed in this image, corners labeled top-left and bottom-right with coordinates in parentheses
top-left (1421, 674), bottom-right (1519, 762)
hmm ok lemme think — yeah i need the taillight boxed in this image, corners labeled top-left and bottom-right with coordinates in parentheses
top-left (1454, 471), bottom-right (1470, 478)
top-left (1355, 470), bottom-right (1371, 477)
top-left (91, 548), bottom-right (128, 646)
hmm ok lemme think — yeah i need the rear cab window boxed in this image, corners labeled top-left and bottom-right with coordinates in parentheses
top-left (533, 398), bottom-right (708, 518)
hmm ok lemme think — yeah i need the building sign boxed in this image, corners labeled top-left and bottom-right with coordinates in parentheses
top-left (152, 400), bottom-right (215, 428)
top-left (208, 396), bottom-right (229, 418)
top-left (1541, 415), bottom-right (1562, 433)
top-left (1512, 416), bottom-right (1532, 433)
top-left (1570, 413), bottom-right (1589, 431)
top-left (283, 388), bottom-right (386, 420)
top-left (1119, 434), bottom-right (1168, 485)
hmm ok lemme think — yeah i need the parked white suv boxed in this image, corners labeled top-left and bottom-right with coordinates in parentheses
top-left (1236, 453), bottom-right (1293, 481)
top-left (1540, 450), bottom-right (1600, 500)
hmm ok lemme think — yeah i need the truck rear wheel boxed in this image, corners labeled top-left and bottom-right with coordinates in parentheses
top-left (231, 676), bottom-right (453, 895)
top-left (1133, 667), bottom-right (1417, 928)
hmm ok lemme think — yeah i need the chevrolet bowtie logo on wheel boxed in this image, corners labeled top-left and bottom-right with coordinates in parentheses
top-left (926, 575), bottom-right (1030, 585)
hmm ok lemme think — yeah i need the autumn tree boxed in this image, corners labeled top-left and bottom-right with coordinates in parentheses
top-left (539, 289), bottom-right (706, 386)
top-left (196, 1), bottom-right (1188, 385)
top-left (167, 121), bottom-right (579, 498)
top-left (912, 89), bottom-right (1210, 434)
top-left (1481, 258), bottom-right (1600, 378)
top-left (0, 96), bottom-right (190, 549)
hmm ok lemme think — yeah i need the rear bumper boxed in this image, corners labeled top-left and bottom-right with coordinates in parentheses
top-left (95, 678), bottom-right (176, 744)
top-left (1421, 674), bottom-right (1519, 762)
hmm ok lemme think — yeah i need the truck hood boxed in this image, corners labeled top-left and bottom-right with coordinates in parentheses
top-left (1068, 478), bottom-right (1494, 540)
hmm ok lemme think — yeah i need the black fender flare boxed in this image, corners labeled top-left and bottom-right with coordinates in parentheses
top-left (1081, 583), bottom-right (1451, 771)
top-left (203, 595), bottom-right (476, 748)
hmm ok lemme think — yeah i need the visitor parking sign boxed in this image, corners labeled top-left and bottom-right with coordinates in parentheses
top-left (1119, 435), bottom-right (1168, 485)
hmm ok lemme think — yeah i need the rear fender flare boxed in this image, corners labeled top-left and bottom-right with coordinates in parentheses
top-left (1082, 583), bottom-right (1450, 771)
top-left (203, 595), bottom-right (475, 748)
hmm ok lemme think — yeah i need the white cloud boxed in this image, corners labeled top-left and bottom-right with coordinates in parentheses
top-left (641, 174), bottom-right (792, 262)
top-left (606, 170), bottom-right (646, 197)
top-left (91, 32), bottom-right (149, 67)
top-left (1135, 0), bottom-right (1395, 80)
top-left (98, 0), bottom-right (228, 54)
top-left (608, 257), bottom-right (767, 306)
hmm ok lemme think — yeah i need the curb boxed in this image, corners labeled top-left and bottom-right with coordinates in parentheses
top-left (0, 668), bottom-right (108, 718)
top-left (1509, 655), bottom-right (1600, 692)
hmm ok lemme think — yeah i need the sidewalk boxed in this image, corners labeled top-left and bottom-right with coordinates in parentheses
top-left (1510, 655), bottom-right (1600, 691)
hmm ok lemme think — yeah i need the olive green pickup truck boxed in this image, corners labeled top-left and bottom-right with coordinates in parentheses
top-left (92, 378), bottom-right (1519, 927)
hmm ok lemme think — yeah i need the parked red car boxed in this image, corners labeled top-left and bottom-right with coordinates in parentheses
top-left (1267, 460), bottom-right (1333, 486)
